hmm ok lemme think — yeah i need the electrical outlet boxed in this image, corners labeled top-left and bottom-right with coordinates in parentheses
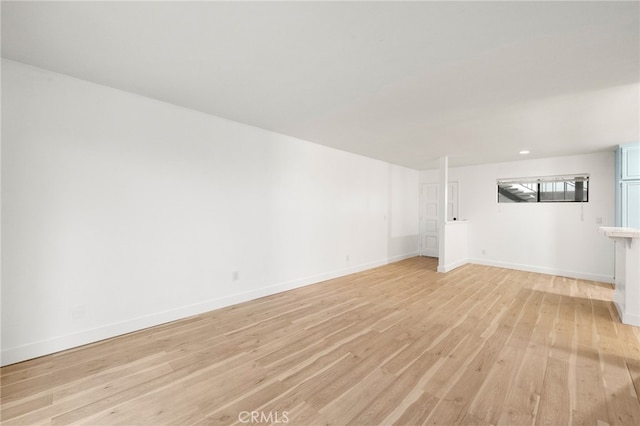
top-left (346, 255), bottom-right (350, 262)
top-left (596, 217), bottom-right (603, 224)
top-left (232, 271), bottom-right (240, 281)
top-left (482, 249), bottom-right (486, 255)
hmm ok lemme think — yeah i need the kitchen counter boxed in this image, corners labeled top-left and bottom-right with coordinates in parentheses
top-left (600, 226), bottom-right (640, 326)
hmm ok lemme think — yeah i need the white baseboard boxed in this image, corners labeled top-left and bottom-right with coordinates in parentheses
top-left (388, 251), bottom-right (419, 263)
top-left (437, 259), bottom-right (469, 273)
top-left (7, 252), bottom-right (612, 366)
top-left (469, 258), bottom-right (614, 283)
top-left (622, 312), bottom-right (640, 327)
top-left (1, 253), bottom-right (419, 366)
top-left (614, 302), bottom-right (640, 327)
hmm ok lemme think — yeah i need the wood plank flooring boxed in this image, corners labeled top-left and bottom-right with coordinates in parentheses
top-left (2, 257), bottom-right (640, 425)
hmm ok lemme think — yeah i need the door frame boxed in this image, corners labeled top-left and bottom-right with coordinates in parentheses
top-left (419, 181), bottom-right (459, 257)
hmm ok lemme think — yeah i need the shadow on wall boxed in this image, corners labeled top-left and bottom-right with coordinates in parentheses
top-left (387, 164), bottom-right (420, 261)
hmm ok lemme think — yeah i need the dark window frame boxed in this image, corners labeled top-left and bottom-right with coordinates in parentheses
top-left (497, 174), bottom-right (589, 203)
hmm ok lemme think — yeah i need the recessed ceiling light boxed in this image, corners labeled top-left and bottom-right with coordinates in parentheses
top-left (519, 150), bottom-right (530, 155)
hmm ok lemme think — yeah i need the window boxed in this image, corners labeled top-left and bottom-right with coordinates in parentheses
top-left (497, 174), bottom-right (589, 203)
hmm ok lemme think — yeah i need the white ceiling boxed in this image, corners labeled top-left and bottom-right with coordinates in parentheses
top-left (2, 1), bottom-right (638, 169)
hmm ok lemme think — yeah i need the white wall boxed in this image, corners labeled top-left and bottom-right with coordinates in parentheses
top-left (420, 152), bottom-right (615, 282)
top-left (1, 60), bottom-right (419, 365)
top-left (439, 221), bottom-right (469, 273)
top-left (388, 164), bottom-right (419, 259)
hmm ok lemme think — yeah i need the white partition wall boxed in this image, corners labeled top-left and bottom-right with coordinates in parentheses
top-left (438, 221), bottom-right (469, 273)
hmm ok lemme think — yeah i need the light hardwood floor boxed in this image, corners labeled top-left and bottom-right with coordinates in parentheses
top-left (2, 257), bottom-right (640, 425)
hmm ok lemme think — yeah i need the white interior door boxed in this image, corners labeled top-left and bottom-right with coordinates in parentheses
top-left (420, 182), bottom-right (459, 257)
top-left (420, 183), bottom-right (439, 257)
